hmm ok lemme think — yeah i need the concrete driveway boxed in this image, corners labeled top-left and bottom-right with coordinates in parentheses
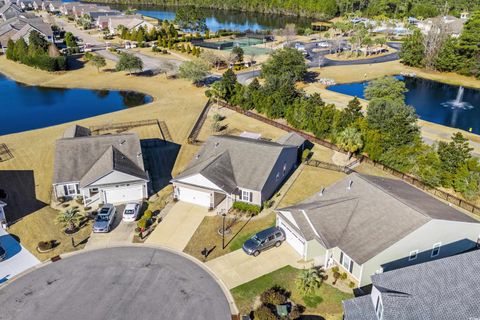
top-left (0, 247), bottom-right (232, 320)
top-left (206, 244), bottom-right (305, 289)
top-left (0, 228), bottom-right (39, 284)
top-left (146, 202), bottom-right (208, 251)
top-left (85, 204), bottom-right (136, 249)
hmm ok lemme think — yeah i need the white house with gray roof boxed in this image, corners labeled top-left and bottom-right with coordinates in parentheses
top-left (276, 173), bottom-right (480, 287)
top-left (171, 134), bottom-right (301, 210)
top-left (343, 249), bottom-right (480, 319)
top-left (52, 125), bottom-right (149, 207)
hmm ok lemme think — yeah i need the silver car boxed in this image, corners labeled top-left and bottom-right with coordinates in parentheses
top-left (242, 227), bottom-right (285, 257)
top-left (93, 204), bottom-right (116, 233)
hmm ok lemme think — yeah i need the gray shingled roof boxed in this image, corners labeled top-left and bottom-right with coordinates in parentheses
top-left (53, 133), bottom-right (146, 185)
top-left (63, 125), bottom-right (91, 138)
top-left (275, 132), bottom-right (306, 148)
top-left (173, 135), bottom-right (296, 192)
top-left (343, 295), bottom-right (376, 320)
top-left (344, 250), bottom-right (480, 320)
top-left (79, 146), bottom-right (148, 188)
top-left (278, 173), bottom-right (477, 264)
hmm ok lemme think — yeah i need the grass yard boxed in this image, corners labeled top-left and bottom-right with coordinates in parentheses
top-left (231, 266), bottom-right (353, 320)
top-left (183, 213), bottom-right (276, 261)
top-left (279, 166), bottom-right (346, 208)
top-left (8, 206), bottom-right (92, 260)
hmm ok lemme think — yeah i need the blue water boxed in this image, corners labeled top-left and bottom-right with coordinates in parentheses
top-left (0, 73), bottom-right (152, 136)
top-left (328, 76), bottom-right (480, 134)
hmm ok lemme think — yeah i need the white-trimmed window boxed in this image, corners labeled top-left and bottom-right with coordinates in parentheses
top-left (408, 250), bottom-right (418, 261)
top-left (431, 243), bottom-right (441, 257)
top-left (340, 251), bottom-right (354, 273)
top-left (241, 190), bottom-right (252, 202)
top-left (64, 184), bottom-right (78, 196)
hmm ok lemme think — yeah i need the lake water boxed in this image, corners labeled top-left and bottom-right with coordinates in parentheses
top-left (327, 76), bottom-right (480, 134)
top-left (0, 73), bottom-right (152, 136)
top-left (110, 5), bottom-right (312, 32)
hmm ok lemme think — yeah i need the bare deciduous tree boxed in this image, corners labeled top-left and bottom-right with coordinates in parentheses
top-left (423, 18), bottom-right (448, 69)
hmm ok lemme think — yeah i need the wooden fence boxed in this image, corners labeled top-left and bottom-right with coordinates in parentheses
top-left (217, 100), bottom-right (480, 217)
top-left (188, 99), bottom-right (213, 144)
top-left (0, 143), bottom-right (13, 162)
top-left (89, 119), bottom-right (171, 141)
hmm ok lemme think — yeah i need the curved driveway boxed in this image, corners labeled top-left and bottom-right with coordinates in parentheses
top-left (0, 247), bottom-right (232, 320)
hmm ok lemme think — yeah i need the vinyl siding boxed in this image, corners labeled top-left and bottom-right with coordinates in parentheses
top-left (306, 239), bottom-right (327, 264)
top-left (260, 147), bottom-right (297, 204)
top-left (360, 219), bottom-right (480, 287)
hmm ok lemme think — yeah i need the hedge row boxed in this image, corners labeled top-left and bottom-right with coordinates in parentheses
top-left (232, 201), bottom-right (261, 214)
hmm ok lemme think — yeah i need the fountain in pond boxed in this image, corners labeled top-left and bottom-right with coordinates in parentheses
top-left (442, 86), bottom-right (473, 110)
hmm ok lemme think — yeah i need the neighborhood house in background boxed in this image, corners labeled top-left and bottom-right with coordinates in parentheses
top-left (343, 249), bottom-right (480, 319)
top-left (52, 125), bottom-right (149, 207)
top-left (171, 133), bottom-right (306, 211)
top-left (276, 173), bottom-right (480, 287)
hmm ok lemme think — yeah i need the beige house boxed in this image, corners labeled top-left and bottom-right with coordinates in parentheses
top-left (171, 134), bottom-right (302, 211)
top-left (276, 173), bottom-right (480, 287)
top-left (108, 15), bottom-right (155, 34)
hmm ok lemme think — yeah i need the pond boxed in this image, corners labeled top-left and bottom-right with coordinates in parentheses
top-left (327, 76), bottom-right (480, 134)
top-left (111, 5), bottom-right (313, 32)
top-left (0, 73), bottom-right (152, 136)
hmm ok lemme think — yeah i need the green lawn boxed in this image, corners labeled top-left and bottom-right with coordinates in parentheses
top-left (231, 266), bottom-right (353, 320)
top-left (183, 213), bottom-right (276, 261)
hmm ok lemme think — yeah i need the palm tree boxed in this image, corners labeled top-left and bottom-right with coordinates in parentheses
top-left (338, 127), bottom-right (363, 159)
top-left (56, 208), bottom-right (83, 232)
top-left (296, 267), bottom-right (326, 295)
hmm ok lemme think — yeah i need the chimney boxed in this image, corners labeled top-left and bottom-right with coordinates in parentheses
top-left (348, 180), bottom-right (353, 190)
top-left (319, 187), bottom-right (325, 196)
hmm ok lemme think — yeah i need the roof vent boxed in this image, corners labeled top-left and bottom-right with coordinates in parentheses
top-left (348, 180), bottom-right (353, 190)
top-left (120, 140), bottom-right (126, 145)
top-left (215, 142), bottom-right (220, 148)
top-left (319, 187), bottom-right (325, 196)
top-left (195, 154), bottom-right (200, 159)
top-left (137, 153), bottom-right (142, 157)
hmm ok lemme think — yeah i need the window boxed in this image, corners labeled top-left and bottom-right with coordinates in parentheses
top-left (268, 235), bottom-right (275, 241)
top-left (241, 190), bottom-right (252, 202)
top-left (431, 243), bottom-right (441, 257)
top-left (408, 250), bottom-right (418, 261)
top-left (64, 184), bottom-right (77, 196)
top-left (340, 251), bottom-right (353, 273)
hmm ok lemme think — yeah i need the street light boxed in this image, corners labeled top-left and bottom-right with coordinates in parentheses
top-left (222, 211), bottom-right (227, 249)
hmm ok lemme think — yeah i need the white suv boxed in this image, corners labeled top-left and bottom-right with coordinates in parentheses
top-left (122, 203), bottom-right (140, 222)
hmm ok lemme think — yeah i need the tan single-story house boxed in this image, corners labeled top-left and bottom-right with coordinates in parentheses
top-left (52, 125), bottom-right (149, 207)
top-left (276, 173), bottom-right (480, 287)
top-left (171, 134), bottom-right (303, 210)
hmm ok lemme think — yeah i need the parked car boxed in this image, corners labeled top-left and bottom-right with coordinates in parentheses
top-left (93, 204), bottom-right (116, 233)
top-left (84, 43), bottom-right (93, 52)
top-left (0, 244), bottom-right (6, 261)
top-left (242, 227), bottom-right (285, 256)
top-left (317, 41), bottom-right (330, 48)
top-left (122, 203), bottom-right (140, 222)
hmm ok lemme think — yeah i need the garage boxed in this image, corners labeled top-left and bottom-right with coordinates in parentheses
top-left (176, 187), bottom-right (212, 208)
top-left (103, 184), bottom-right (145, 204)
top-left (277, 218), bottom-right (306, 257)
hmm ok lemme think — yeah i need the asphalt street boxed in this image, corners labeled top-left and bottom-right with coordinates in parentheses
top-left (0, 247), bottom-right (231, 320)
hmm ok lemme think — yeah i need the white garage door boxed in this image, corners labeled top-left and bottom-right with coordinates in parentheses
top-left (104, 185), bottom-right (144, 204)
top-left (278, 219), bottom-right (306, 257)
top-left (177, 187), bottom-right (211, 207)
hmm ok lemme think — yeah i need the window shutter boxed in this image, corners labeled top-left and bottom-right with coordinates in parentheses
top-left (63, 185), bottom-right (68, 195)
top-left (340, 252), bottom-right (344, 265)
top-left (249, 192), bottom-right (252, 202)
top-left (349, 260), bottom-right (354, 273)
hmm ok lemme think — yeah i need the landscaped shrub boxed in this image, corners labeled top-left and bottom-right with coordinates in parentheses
top-left (349, 281), bottom-right (356, 288)
top-left (212, 113), bottom-right (224, 122)
top-left (340, 272), bottom-right (348, 280)
top-left (37, 240), bottom-right (57, 252)
top-left (232, 201), bottom-right (261, 214)
top-left (137, 217), bottom-right (147, 230)
top-left (143, 210), bottom-right (152, 220)
top-left (260, 287), bottom-right (288, 305)
top-left (301, 148), bottom-right (311, 162)
top-left (254, 306), bottom-right (277, 320)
